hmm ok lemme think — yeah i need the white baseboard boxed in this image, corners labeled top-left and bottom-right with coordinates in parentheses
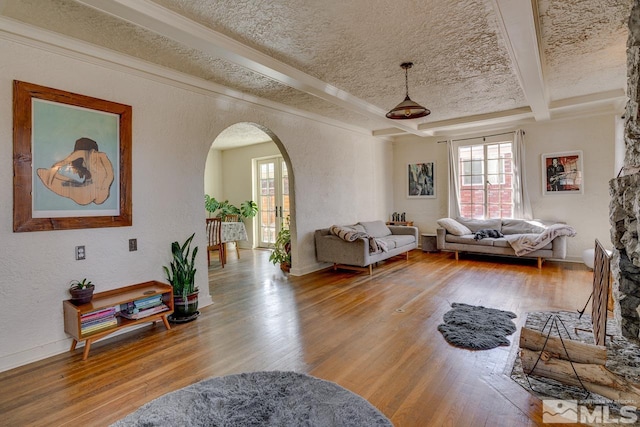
top-left (0, 295), bottom-right (214, 374)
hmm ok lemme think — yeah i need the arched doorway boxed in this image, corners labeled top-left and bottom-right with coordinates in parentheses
top-left (204, 122), bottom-right (294, 266)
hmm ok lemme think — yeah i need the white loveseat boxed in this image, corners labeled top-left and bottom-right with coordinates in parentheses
top-left (436, 217), bottom-right (574, 268)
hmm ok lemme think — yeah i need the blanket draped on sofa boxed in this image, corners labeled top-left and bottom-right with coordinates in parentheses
top-left (504, 223), bottom-right (576, 256)
top-left (330, 225), bottom-right (388, 254)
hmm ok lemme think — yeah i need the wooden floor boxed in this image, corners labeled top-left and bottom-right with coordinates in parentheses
top-left (0, 249), bottom-right (594, 426)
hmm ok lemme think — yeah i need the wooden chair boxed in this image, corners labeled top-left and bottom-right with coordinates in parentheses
top-left (223, 214), bottom-right (241, 259)
top-left (206, 218), bottom-right (224, 268)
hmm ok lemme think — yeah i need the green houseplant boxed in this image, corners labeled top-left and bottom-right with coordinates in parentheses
top-left (269, 217), bottom-right (291, 272)
top-left (69, 278), bottom-right (95, 305)
top-left (163, 233), bottom-right (199, 322)
top-left (205, 195), bottom-right (258, 220)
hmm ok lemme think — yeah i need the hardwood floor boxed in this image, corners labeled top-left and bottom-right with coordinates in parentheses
top-left (0, 249), bottom-right (593, 426)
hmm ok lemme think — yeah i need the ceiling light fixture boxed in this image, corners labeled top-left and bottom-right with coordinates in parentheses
top-left (386, 62), bottom-right (430, 120)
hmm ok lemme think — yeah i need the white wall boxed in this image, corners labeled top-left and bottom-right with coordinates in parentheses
top-left (392, 137), bottom-right (449, 233)
top-left (204, 148), bottom-right (223, 201)
top-left (524, 114), bottom-right (616, 259)
top-left (0, 37), bottom-right (391, 372)
top-left (392, 113), bottom-right (617, 261)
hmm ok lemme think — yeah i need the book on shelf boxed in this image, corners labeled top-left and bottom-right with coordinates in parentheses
top-left (81, 316), bottom-right (116, 328)
top-left (121, 295), bottom-right (164, 315)
top-left (135, 296), bottom-right (163, 310)
top-left (81, 307), bottom-right (117, 323)
top-left (119, 303), bottom-right (169, 320)
top-left (81, 317), bottom-right (118, 334)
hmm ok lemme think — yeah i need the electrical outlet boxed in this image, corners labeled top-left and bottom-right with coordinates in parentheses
top-left (129, 238), bottom-right (137, 252)
top-left (75, 246), bottom-right (86, 260)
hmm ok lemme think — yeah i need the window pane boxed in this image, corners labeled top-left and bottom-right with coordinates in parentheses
top-left (487, 174), bottom-right (500, 185)
top-left (488, 204), bottom-right (501, 218)
top-left (471, 160), bottom-right (483, 175)
top-left (457, 141), bottom-right (515, 219)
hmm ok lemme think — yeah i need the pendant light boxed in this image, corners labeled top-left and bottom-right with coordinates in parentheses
top-left (386, 62), bottom-right (430, 120)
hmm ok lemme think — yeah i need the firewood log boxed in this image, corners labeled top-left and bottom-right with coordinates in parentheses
top-left (521, 348), bottom-right (640, 403)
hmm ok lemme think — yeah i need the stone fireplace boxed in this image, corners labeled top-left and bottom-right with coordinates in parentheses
top-left (610, 1), bottom-right (640, 342)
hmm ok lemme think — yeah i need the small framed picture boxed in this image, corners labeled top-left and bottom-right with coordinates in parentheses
top-left (407, 162), bottom-right (436, 198)
top-left (542, 151), bottom-right (583, 195)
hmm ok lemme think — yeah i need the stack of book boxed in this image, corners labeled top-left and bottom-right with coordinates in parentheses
top-left (120, 294), bottom-right (169, 320)
top-left (81, 307), bottom-right (118, 335)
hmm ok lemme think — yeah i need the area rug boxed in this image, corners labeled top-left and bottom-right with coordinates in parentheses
top-left (110, 371), bottom-right (393, 427)
top-left (438, 302), bottom-right (517, 350)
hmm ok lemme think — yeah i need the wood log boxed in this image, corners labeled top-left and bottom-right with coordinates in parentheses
top-left (521, 348), bottom-right (640, 403)
top-left (519, 327), bottom-right (607, 365)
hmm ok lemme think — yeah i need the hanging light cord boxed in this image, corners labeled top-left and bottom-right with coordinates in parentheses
top-left (404, 66), bottom-right (410, 99)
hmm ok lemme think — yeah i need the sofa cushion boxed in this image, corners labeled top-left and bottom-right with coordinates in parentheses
top-left (445, 234), bottom-right (494, 246)
top-left (501, 219), bottom-right (546, 235)
top-left (359, 220), bottom-right (392, 238)
top-left (456, 217), bottom-right (502, 233)
top-left (380, 234), bottom-right (415, 250)
top-left (437, 218), bottom-right (472, 236)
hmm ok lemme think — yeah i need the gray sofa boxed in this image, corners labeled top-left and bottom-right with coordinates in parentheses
top-left (315, 220), bottom-right (418, 274)
top-left (436, 217), bottom-right (570, 268)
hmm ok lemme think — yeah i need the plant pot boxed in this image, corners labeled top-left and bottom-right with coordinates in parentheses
top-left (69, 285), bottom-right (95, 305)
top-left (170, 290), bottom-right (199, 323)
top-left (280, 262), bottom-right (291, 273)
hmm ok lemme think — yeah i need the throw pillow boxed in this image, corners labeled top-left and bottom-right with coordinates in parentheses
top-left (330, 225), bottom-right (364, 242)
top-left (359, 221), bottom-right (392, 238)
top-left (455, 217), bottom-right (502, 233)
top-left (436, 218), bottom-right (472, 236)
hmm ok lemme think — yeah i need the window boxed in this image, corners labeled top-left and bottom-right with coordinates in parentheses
top-left (256, 156), bottom-right (289, 248)
top-left (458, 142), bottom-right (513, 219)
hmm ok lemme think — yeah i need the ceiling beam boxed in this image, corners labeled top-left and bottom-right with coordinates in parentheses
top-left (419, 107), bottom-right (534, 134)
top-left (491, 0), bottom-right (549, 121)
top-left (76, 0), bottom-right (428, 136)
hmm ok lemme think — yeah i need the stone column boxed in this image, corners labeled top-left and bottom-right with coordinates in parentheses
top-left (609, 1), bottom-right (640, 341)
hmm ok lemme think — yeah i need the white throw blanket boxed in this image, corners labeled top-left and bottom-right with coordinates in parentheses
top-left (504, 223), bottom-right (576, 256)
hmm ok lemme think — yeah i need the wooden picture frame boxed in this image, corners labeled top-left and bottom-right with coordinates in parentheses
top-left (13, 80), bottom-right (132, 232)
top-left (407, 162), bottom-right (436, 198)
top-left (541, 151), bottom-right (583, 195)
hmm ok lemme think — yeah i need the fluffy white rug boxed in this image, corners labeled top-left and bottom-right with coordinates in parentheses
top-left (111, 371), bottom-right (393, 427)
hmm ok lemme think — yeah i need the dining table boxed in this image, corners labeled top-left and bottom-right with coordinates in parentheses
top-left (220, 221), bottom-right (248, 262)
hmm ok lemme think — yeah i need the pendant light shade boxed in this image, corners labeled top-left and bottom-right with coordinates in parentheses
top-left (386, 62), bottom-right (430, 120)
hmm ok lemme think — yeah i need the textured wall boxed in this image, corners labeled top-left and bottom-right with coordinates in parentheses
top-left (394, 115), bottom-right (616, 261)
top-left (0, 37), bottom-right (391, 371)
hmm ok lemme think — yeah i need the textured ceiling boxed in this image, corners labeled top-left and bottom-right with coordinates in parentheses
top-left (0, 0), bottom-right (633, 146)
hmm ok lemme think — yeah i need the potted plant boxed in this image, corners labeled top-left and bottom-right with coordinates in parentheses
top-left (163, 233), bottom-right (200, 322)
top-left (269, 217), bottom-right (291, 272)
top-left (69, 278), bottom-right (95, 305)
top-left (205, 195), bottom-right (258, 221)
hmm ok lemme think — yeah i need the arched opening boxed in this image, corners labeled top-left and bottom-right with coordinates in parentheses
top-left (204, 122), bottom-right (295, 270)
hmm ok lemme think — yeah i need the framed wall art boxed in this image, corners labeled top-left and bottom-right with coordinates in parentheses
top-left (541, 151), bottom-right (583, 195)
top-left (13, 80), bottom-right (132, 232)
top-left (407, 162), bottom-right (436, 198)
